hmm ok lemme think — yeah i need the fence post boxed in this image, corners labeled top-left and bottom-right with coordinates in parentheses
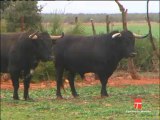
top-left (90, 18), bottom-right (96, 35)
top-left (106, 15), bottom-right (110, 33)
top-left (90, 18), bottom-right (99, 80)
top-left (21, 16), bottom-right (24, 32)
top-left (75, 16), bottom-right (78, 24)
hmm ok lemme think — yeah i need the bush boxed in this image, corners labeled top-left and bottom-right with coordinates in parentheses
top-left (117, 38), bottom-right (159, 72)
top-left (32, 61), bottom-right (56, 82)
top-left (3, 1), bottom-right (42, 32)
top-left (66, 22), bottom-right (86, 35)
top-left (0, 19), bottom-right (7, 33)
top-left (50, 13), bottom-right (64, 35)
top-left (134, 39), bottom-right (153, 71)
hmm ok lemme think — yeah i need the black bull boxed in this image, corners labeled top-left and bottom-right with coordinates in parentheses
top-left (0, 31), bottom-right (63, 100)
top-left (54, 30), bottom-right (148, 98)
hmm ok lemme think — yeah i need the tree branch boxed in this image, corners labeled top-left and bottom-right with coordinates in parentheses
top-left (146, 0), bottom-right (159, 58)
top-left (115, 0), bottom-right (127, 30)
top-left (115, 0), bottom-right (140, 79)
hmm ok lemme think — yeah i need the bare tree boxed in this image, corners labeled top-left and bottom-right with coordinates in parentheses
top-left (146, 0), bottom-right (159, 58)
top-left (115, 0), bottom-right (128, 30)
top-left (115, 0), bottom-right (140, 79)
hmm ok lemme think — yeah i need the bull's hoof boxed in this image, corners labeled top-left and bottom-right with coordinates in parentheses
top-left (101, 95), bottom-right (109, 98)
top-left (13, 96), bottom-right (19, 100)
top-left (101, 94), bottom-right (109, 98)
top-left (73, 94), bottom-right (79, 98)
top-left (24, 97), bottom-right (34, 102)
top-left (56, 95), bottom-right (63, 100)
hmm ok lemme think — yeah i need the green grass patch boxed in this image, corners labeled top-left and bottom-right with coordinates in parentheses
top-left (1, 84), bottom-right (159, 120)
top-left (46, 22), bottom-right (159, 40)
top-left (85, 22), bottom-right (159, 40)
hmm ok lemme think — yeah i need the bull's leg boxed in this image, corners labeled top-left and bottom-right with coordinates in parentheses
top-left (56, 67), bottom-right (64, 99)
top-left (68, 72), bottom-right (79, 97)
top-left (10, 71), bottom-right (20, 100)
top-left (23, 70), bottom-right (32, 100)
top-left (99, 75), bottom-right (109, 97)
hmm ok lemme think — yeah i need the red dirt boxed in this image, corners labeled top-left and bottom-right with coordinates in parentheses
top-left (0, 75), bottom-right (159, 90)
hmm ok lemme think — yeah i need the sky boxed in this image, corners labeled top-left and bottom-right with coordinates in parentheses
top-left (38, 1), bottom-right (159, 14)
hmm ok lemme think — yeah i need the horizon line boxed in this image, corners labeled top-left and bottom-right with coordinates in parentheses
top-left (40, 12), bottom-right (159, 14)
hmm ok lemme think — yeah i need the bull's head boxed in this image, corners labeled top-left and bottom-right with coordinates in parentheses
top-left (112, 32), bottom-right (149, 39)
top-left (111, 30), bottom-right (148, 58)
top-left (28, 32), bottom-right (64, 62)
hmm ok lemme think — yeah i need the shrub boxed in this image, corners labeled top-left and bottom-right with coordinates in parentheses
top-left (0, 19), bottom-right (7, 33)
top-left (66, 22), bottom-right (86, 35)
top-left (3, 1), bottom-right (42, 32)
top-left (50, 13), bottom-right (64, 35)
top-left (117, 38), bottom-right (159, 72)
top-left (32, 61), bottom-right (56, 82)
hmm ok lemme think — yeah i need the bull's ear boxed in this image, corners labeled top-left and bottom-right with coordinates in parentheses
top-left (112, 33), bottom-right (121, 38)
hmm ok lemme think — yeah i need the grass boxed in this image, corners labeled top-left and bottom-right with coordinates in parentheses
top-left (84, 22), bottom-right (159, 40)
top-left (1, 84), bottom-right (159, 120)
top-left (46, 22), bottom-right (159, 40)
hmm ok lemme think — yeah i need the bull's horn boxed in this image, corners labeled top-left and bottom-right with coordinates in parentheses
top-left (30, 69), bottom-right (34, 75)
top-left (50, 35), bottom-right (62, 39)
top-left (30, 35), bottom-right (38, 39)
top-left (29, 31), bottom-right (39, 39)
top-left (133, 33), bottom-right (149, 39)
top-left (50, 32), bottom-right (64, 40)
top-left (112, 33), bottom-right (121, 38)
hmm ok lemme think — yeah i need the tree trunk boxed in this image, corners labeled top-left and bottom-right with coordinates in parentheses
top-left (115, 0), bottom-right (140, 79)
top-left (146, 0), bottom-right (159, 58)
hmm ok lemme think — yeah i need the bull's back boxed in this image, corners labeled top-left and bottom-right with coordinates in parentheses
top-left (55, 35), bottom-right (109, 59)
top-left (55, 35), bottom-right (111, 73)
top-left (1, 32), bottom-right (24, 50)
top-left (55, 35), bottom-right (94, 59)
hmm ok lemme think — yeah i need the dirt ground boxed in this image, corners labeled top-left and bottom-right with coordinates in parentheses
top-left (0, 72), bottom-right (159, 90)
